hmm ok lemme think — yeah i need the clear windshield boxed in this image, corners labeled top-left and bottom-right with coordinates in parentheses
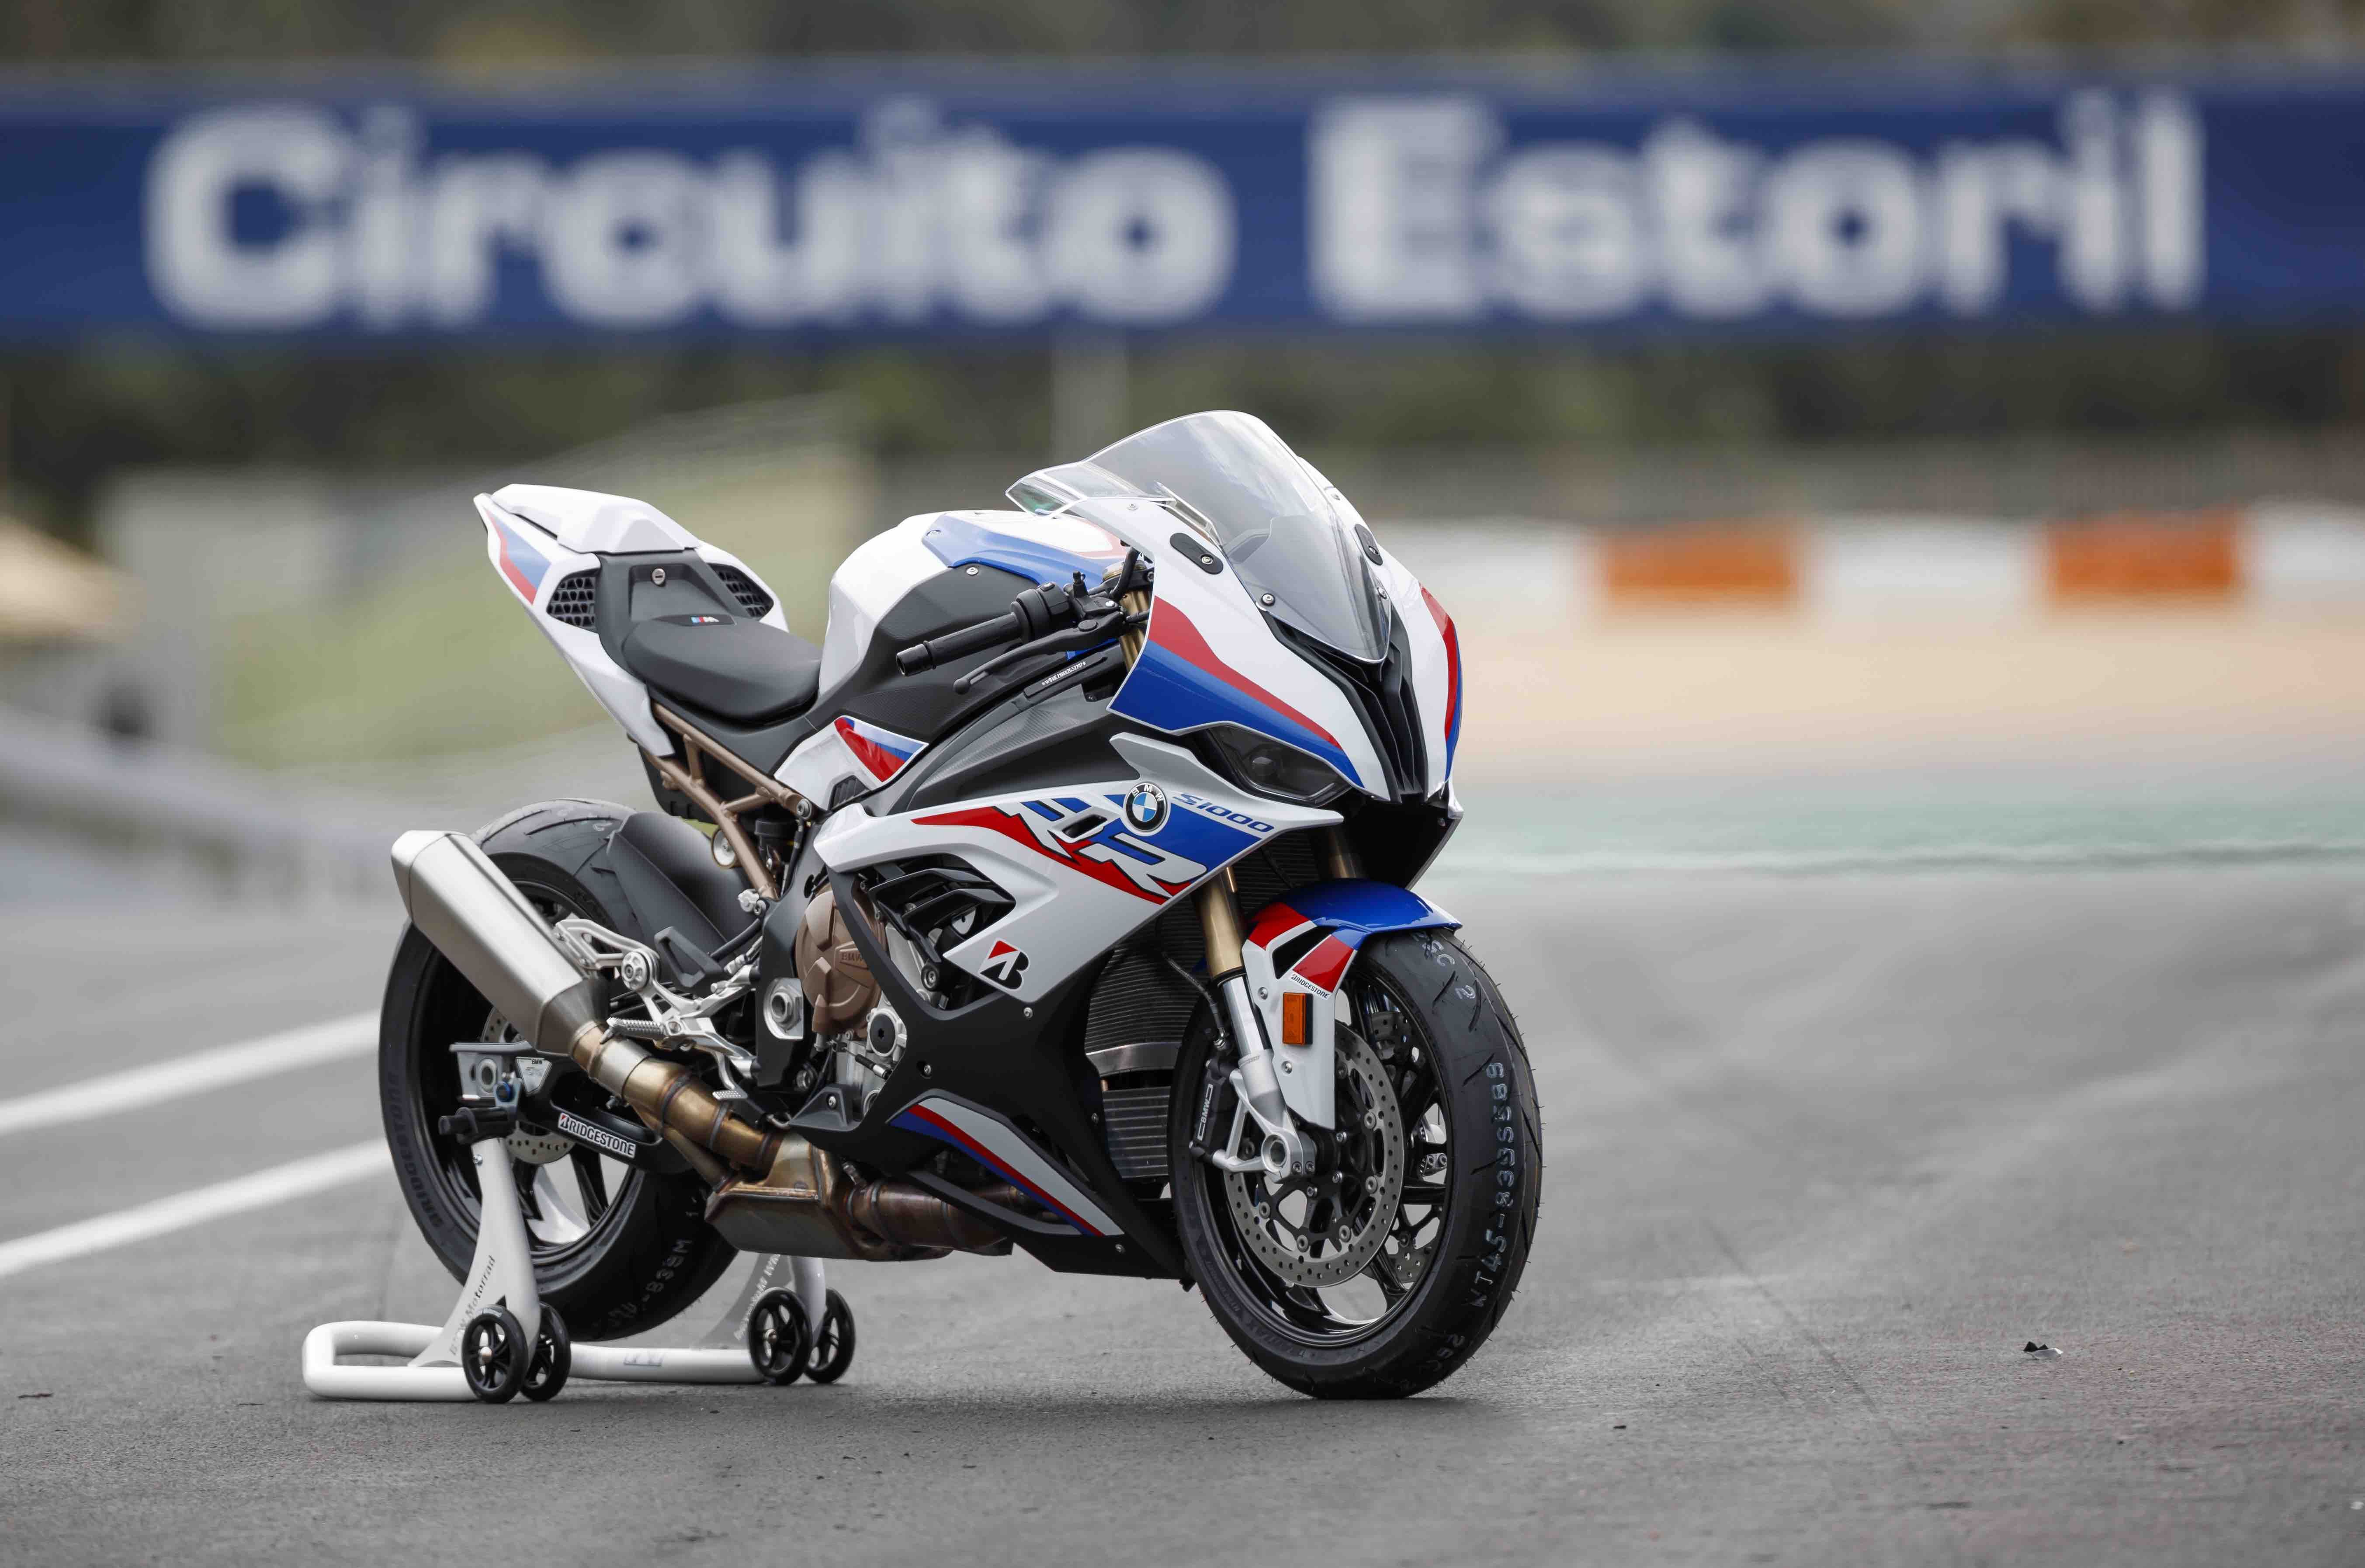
top-left (1036, 412), bottom-right (1391, 663)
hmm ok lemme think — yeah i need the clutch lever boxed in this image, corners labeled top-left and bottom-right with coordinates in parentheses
top-left (954, 610), bottom-right (1127, 694)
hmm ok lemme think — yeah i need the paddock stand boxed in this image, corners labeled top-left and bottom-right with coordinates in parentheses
top-left (303, 1123), bottom-right (853, 1402)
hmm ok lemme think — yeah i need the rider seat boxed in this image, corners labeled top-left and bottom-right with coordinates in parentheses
top-left (618, 614), bottom-right (823, 725)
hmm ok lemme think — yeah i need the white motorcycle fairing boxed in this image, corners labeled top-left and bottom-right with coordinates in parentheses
top-left (815, 734), bottom-right (1339, 1009)
top-left (475, 484), bottom-right (789, 757)
top-left (1065, 496), bottom-right (1393, 798)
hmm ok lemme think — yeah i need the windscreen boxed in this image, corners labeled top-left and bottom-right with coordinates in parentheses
top-left (1081, 412), bottom-right (1390, 663)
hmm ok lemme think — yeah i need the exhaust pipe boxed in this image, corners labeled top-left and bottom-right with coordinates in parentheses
top-left (705, 1135), bottom-right (1013, 1261)
top-left (392, 830), bottom-right (1013, 1258)
top-left (390, 831), bottom-right (778, 1176)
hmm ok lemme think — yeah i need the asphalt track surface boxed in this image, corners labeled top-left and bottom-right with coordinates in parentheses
top-left (3, 866), bottom-right (2362, 1566)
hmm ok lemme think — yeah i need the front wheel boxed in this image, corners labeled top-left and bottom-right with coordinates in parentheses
top-left (1170, 929), bottom-right (1541, 1399)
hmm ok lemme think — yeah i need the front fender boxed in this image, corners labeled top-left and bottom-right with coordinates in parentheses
top-left (1240, 880), bottom-right (1459, 1128)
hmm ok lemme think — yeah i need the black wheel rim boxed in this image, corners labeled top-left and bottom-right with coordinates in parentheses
top-left (1203, 966), bottom-right (1453, 1347)
top-left (523, 1307), bottom-right (570, 1400)
top-left (463, 1310), bottom-right (523, 1400)
top-left (749, 1294), bottom-right (806, 1381)
top-left (808, 1294), bottom-right (855, 1382)
top-left (402, 868), bottom-right (646, 1273)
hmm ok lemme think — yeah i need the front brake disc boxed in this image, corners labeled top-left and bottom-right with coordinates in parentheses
top-left (1223, 1025), bottom-right (1405, 1289)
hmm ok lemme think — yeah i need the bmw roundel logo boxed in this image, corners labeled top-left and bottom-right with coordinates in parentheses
top-left (1122, 781), bottom-right (1169, 834)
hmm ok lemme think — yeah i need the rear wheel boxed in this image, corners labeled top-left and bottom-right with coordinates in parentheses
top-left (1171, 929), bottom-right (1541, 1398)
top-left (379, 800), bottom-right (737, 1342)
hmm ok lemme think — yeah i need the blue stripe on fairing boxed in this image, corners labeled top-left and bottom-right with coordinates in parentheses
top-left (1111, 639), bottom-right (1363, 785)
top-left (497, 520), bottom-right (551, 593)
top-left (1272, 878), bottom-right (1459, 939)
top-left (921, 513), bottom-right (1121, 587)
top-left (1099, 802), bottom-right (1261, 873)
top-left (888, 1106), bottom-right (1095, 1233)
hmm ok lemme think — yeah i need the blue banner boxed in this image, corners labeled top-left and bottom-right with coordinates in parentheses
top-left (1, 64), bottom-right (2362, 340)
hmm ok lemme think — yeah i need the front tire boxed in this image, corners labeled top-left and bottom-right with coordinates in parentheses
top-left (378, 800), bottom-right (736, 1342)
top-left (1171, 929), bottom-right (1542, 1399)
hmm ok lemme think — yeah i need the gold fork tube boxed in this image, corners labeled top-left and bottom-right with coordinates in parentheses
top-left (1118, 587), bottom-right (1151, 666)
top-left (1196, 868), bottom-right (1246, 981)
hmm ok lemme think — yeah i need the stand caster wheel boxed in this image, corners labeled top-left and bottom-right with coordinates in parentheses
top-left (747, 1289), bottom-right (811, 1385)
top-left (806, 1290), bottom-right (856, 1384)
top-left (521, 1305), bottom-right (571, 1402)
top-left (461, 1306), bottom-right (528, 1404)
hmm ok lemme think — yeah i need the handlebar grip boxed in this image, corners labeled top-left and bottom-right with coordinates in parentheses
top-left (895, 610), bottom-right (1023, 675)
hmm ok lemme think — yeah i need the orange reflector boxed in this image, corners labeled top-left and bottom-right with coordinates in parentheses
top-left (1280, 992), bottom-right (1311, 1046)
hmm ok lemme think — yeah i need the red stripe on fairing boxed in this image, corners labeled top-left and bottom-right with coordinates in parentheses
top-left (1292, 934), bottom-right (1356, 993)
top-left (1420, 585), bottom-right (1460, 750)
top-left (1148, 600), bottom-right (1344, 755)
top-left (494, 527), bottom-right (536, 601)
top-left (902, 1105), bottom-right (1101, 1234)
top-left (835, 716), bottom-right (914, 782)
top-left (1247, 902), bottom-right (1311, 950)
top-left (912, 805), bottom-right (1165, 904)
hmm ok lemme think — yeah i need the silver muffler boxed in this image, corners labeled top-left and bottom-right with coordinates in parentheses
top-left (391, 830), bottom-right (603, 1060)
top-left (390, 829), bottom-right (780, 1174)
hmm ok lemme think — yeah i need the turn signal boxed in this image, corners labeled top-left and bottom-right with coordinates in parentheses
top-left (1280, 991), bottom-right (1311, 1046)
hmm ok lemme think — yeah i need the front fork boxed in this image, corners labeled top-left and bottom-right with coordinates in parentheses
top-left (1194, 848), bottom-right (1350, 1181)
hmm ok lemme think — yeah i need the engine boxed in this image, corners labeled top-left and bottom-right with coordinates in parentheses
top-left (759, 860), bottom-right (1013, 1115)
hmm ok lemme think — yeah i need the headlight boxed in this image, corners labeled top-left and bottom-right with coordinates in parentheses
top-left (1203, 724), bottom-right (1352, 805)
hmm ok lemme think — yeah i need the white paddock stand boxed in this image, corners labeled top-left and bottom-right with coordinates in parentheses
top-left (303, 1134), bottom-right (836, 1401)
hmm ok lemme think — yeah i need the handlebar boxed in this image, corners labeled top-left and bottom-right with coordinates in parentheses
top-left (894, 609), bottom-right (1026, 676)
top-left (894, 553), bottom-right (1151, 680)
top-left (895, 579), bottom-right (1088, 676)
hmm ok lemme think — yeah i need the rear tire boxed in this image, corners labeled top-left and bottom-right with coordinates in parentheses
top-left (1171, 929), bottom-right (1542, 1399)
top-left (378, 799), bottom-right (737, 1343)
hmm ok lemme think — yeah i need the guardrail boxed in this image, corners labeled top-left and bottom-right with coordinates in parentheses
top-left (0, 705), bottom-right (394, 897)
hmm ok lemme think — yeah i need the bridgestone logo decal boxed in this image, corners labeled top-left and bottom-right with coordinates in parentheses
top-left (557, 1111), bottom-right (638, 1161)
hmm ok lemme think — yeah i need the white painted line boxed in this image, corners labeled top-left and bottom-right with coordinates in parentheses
top-left (0, 1139), bottom-right (388, 1281)
top-left (0, 1011), bottom-right (375, 1139)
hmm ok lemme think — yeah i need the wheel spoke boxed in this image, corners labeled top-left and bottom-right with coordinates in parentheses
top-left (569, 1146), bottom-right (611, 1222)
top-left (512, 1155), bottom-right (542, 1219)
top-left (527, 1162), bottom-right (591, 1245)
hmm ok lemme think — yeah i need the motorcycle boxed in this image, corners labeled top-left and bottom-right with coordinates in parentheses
top-left (379, 410), bottom-right (1541, 1398)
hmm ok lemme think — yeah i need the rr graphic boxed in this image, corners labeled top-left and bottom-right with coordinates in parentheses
top-left (994, 801), bottom-right (1207, 898)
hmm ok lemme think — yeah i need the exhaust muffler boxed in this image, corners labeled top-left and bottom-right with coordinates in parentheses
top-left (392, 830), bottom-right (603, 1062)
top-left (390, 831), bottom-right (1014, 1259)
top-left (391, 830), bottom-right (778, 1175)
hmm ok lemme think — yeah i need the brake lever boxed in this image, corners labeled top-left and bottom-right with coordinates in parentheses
top-left (953, 611), bottom-right (1125, 694)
